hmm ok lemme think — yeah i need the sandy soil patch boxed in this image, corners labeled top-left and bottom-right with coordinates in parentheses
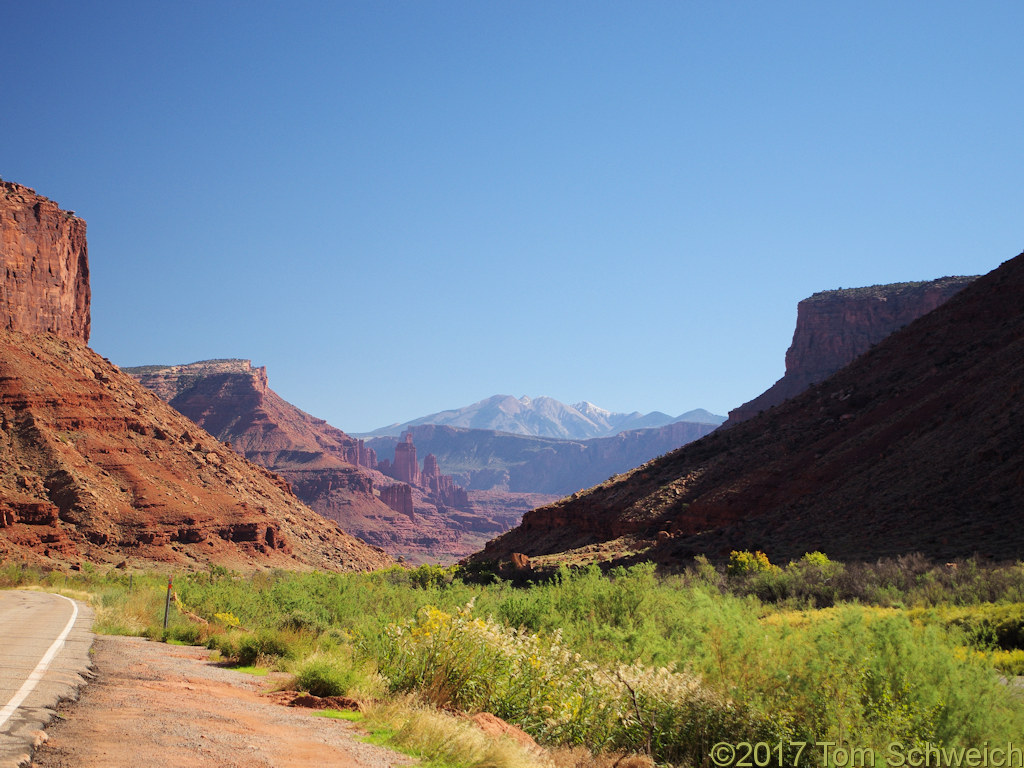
top-left (31, 635), bottom-right (411, 768)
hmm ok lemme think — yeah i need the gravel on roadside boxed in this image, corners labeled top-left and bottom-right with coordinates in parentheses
top-left (31, 635), bottom-right (413, 768)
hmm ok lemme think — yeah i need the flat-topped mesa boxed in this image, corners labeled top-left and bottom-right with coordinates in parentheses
top-left (478, 251), bottom-right (1024, 565)
top-left (726, 275), bottom-right (977, 425)
top-left (126, 359), bottom-right (268, 403)
top-left (0, 181), bottom-right (391, 571)
top-left (0, 181), bottom-right (90, 342)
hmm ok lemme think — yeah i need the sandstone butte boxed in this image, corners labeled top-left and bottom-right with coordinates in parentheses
top-left (126, 360), bottom-right (544, 564)
top-left (725, 275), bottom-right (977, 425)
top-left (0, 180), bottom-right (391, 572)
top-left (478, 251), bottom-right (1024, 565)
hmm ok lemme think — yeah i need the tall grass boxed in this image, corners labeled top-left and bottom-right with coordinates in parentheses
top-left (4, 555), bottom-right (1024, 765)
top-left (374, 601), bottom-right (789, 763)
top-left (174, 561), bottom-right (1024, 761)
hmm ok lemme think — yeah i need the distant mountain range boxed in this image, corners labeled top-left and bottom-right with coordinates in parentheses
top-left (365, 421), bottom-right (722, 497)
top-left (358, 395), bottom-right (725, 440)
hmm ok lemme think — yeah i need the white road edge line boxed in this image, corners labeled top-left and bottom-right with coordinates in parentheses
top-left (0, 594), bottom-right (80, 730)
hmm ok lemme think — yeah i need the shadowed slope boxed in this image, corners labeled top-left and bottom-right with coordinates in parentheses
top-left (480, 251), bottom-right (1024, 564)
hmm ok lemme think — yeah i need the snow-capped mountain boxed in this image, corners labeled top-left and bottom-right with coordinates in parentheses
top-left (358, 395), bottom-right (725, 440)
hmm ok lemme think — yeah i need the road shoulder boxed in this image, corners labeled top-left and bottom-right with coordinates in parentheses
top-left (31, 635), bottom-right (411, 768)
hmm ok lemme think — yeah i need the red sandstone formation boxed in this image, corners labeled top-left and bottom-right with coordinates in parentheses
top-left (129, 360), bottom-right (380, 470)
top-left (392, 433), bottom-right (420, 485)
top-left (479, 254), bottom-right (1024, 565)
top-left (0, 331), bottom-right (392, 571)
top-left (130, 364), bottom-right (524, 564)
top-left (368, 421), bottom-right (720, 496)
top-left (377, 432), bottom-right (473, 511)
top-left (379, 484), bottom-right (414, 519)
top-left (129, 361), bottom-right (412, 536)
top-left (421, 453), bottom-right (470, 508)
top-left (726, 276), bottom-right (976, 425)
top-left (0, 181), bottom-right (90, 342)
top-left (422, 454), bottom-right (441, 479)
top-left (0, 182), bottom-right (390, 571)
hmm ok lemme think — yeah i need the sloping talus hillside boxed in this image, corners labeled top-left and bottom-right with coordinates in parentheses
top-left (0, 180), bottom-right (390, 571)
top-left (480, 251), bottom-right (1024, 564)
top-left (0, 332), bottom-right (392, 571)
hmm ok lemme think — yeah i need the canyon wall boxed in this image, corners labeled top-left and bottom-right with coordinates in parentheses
top-left (0, 182), bottom-right (390, 571)
top-left (129, 359), bottom-right (379, 470)
top-left (0, 181), bottom-right (90, 342)
top-left (480, 256), bottom-right (1024, 565)
top-left (129, 362), bottom-right (521, 563)
top-left (726, 276), bottom-right (976, 425)
top-left (0, 333), bottom-right (392, 571)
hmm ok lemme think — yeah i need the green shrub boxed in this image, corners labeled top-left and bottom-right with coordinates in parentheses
top-left (64, 561), bottom-right (1024, 759)
top-left (0, 562), bottom-right (46, 586)
top-left (989, 649), bottom-right (1024, 676)
top-left (210, 629), bottom-right (298, 665)
top-left (690, 554), bottom-right (723, 588)
top-left (164, 622), bottom-right (202, 644)
top-left (238, 630), bottom-right (295, 664)
top-left (943, 604), bottom-right (1024, 651)
top-left (277, 610), bottom-right (326, 635)
top-left (293, 655), bottom-right (359, 697)
top-left (801, 552), bottom-right (832, 568)
top-left (407, 563), bottom-right (457, 589)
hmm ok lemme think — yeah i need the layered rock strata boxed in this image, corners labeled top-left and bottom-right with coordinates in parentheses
top-left (0, 181), bottom-right (389, 571)
top-left (368, 420), bottom-right (720, 496)
top-left (0, 181), bottom-right (90, 342)
top-left (0, 331), bottom-right (391, 571)
top-left (391, 433), bottom-right (420, 485)
top-left (129, 362), bottom-right (521, 563)
top-left (726, 276), bottom-right (976, 424)
top-left (479, 256), bottom-right (1024, 565)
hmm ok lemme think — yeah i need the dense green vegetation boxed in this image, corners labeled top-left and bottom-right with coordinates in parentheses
top-left (3, 554), bottom-right (1023, 767)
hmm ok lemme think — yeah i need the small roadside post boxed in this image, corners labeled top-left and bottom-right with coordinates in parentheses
top-left (163, 574), bottom-right (173, 631)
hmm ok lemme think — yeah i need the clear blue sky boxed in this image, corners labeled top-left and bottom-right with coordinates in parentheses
top-left (4, 2), bottom-right (1022, 432)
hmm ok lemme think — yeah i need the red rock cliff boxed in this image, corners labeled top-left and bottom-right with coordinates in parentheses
top-left (392, 433), bottom-right (420, 485)
top-left (1, 181), bottom-right (90, 343)
top-left (480, 253), bottom-right (1024, 565)
top-left (0, 332), bottom-right (391, 571)
top-left (129, 362), bottom-right (507, 564)
top-left (726, 276), bottom-right (976, 425)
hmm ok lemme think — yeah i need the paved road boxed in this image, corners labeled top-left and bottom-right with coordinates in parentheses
top-left (0, 590), bottom-right (93, 768)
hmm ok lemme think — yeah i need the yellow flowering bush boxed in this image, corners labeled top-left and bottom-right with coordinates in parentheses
top-left (214, 611), bottom-right (241, 628)
top-left (727, 550), bottom-right (778, 576)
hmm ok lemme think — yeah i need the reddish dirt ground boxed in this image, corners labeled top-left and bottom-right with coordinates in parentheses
top-left (31, 636), bottom-right (410, 768)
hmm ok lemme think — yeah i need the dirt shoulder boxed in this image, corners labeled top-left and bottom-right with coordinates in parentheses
top-left (31, 635), bottom-right (412, 768)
